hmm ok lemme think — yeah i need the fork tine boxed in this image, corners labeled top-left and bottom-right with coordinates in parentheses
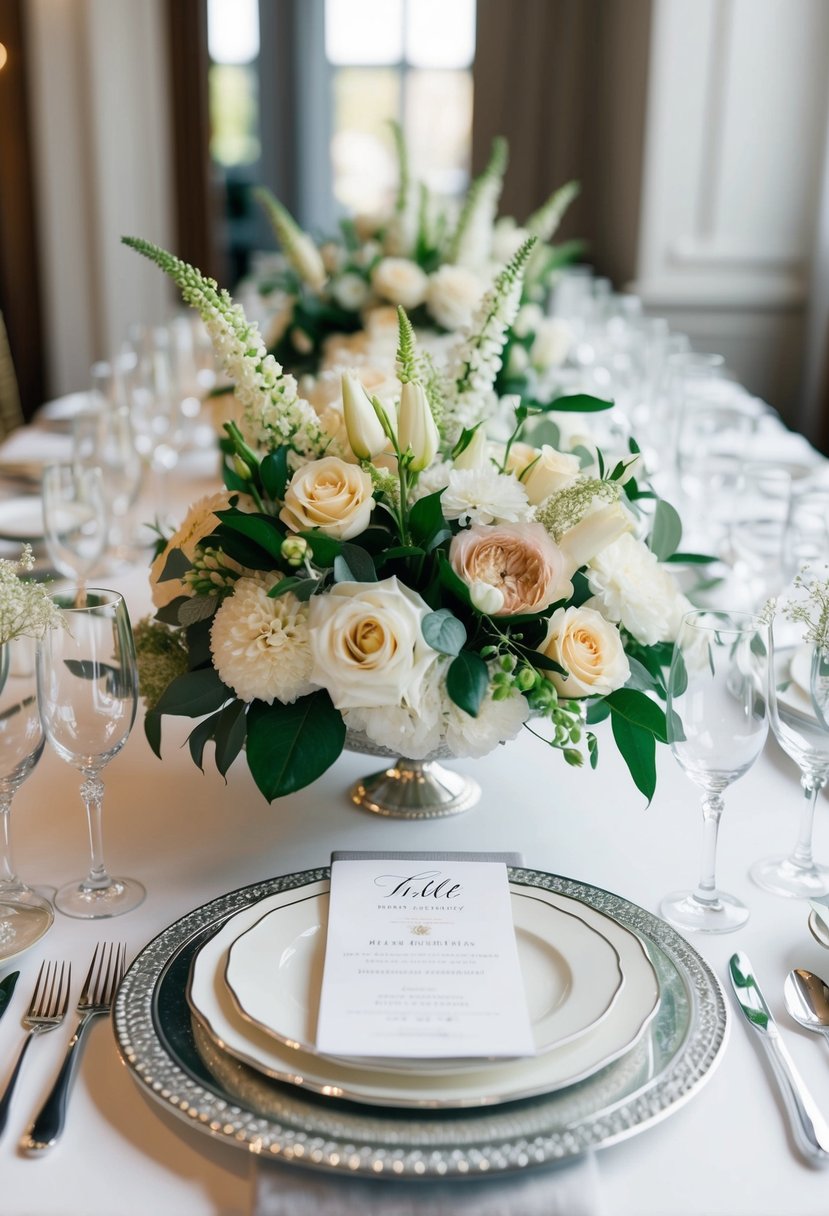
top-left (57, 963), bottom-right (71, 1017)
top-left (26, 961), bottom-right (47, 1017)
top-left (35, 962), bottom-right (57, 1019)
top-left (95, 943), bottom-right (113, 1006)
top-left (79, 943), bottom-right (100, 1005)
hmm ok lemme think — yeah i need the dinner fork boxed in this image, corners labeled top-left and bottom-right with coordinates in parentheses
top-left (21, 942), bottom-right (126, 1154)
top-left (0, 961), bottom-right (71, 1136)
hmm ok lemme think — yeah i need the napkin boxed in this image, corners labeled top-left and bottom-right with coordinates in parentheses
top-left (0, 426), bottom-right (72, 468)
top-left (251, 1152), bottom-right (605, 1216)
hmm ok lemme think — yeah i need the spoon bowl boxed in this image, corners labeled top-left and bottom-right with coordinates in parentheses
top-left (784, 968), bottom-right (829, 1042)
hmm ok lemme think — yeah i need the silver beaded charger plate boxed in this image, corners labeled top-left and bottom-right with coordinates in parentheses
top-left (113, 866), bottom-right (728, 1181)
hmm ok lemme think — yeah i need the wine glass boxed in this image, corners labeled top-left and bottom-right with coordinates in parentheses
top-left (0, 637), bottom-right (54, 950)
top-left (72, 408), bottom-right (144, 564)
top-left (750, 579), bottom-right (829, 898)
top-left (122, 328), bottom-right (186, 527)
top-left (36, 588), bottom-right (144, 918)
top-left (41, 463), bottom-right (108, 591)
top-left (662, 609), bottom-right (770, 933)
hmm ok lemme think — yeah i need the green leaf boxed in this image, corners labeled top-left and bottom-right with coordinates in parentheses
top-left (300, 531), bottom-right (342, 566)
top-left (648, 500), bottom-right (683, 561)
top-left (376, 545), bottom-right (426, 564)
top-left (186, 618), bottom-right (214, 669)
top-left (157, 548), bottom-right (192, 582)
top-left (153, 668), bottom-right (233, 718)
top-left (215, 510), bottom-right (286, 561)
top-left (587, 731), bottom-right (599, 770)
top-left (571, 444), bottom-right (595, 470)
top-left (525, 418), bottom-right (561, 449)
top-left (246, 691), bottom-right (346, 800)
top-left (524, 648), bottom-right (566, 675)
top-left (437, 555), bottom-right (473, 608)
top-left (178, 596), bottom-right (218, 627)
top-left (585, 699), bottom-right (610, 725)
top-left (260, 448), bottom-right (289, 500)
top-left (446, 651), bottom-right (489, 718)
top-left (451, 424), bottom-right (482, 460)
top-left (409, 490), bottom-right (448, 548)
top-left (205, 527), bottom-right (274, 571)
top-left (669, 650), bottom-right (688, 697)
top-left (222, 463), bottom-right (252, 495)
top-left (611, 714), bottom-right (656, 805)
top-left (666, 552), bottom-right (718, 565)
top-left (333, 544), bottom-right (377, 583)
top-left (422, 609), bottom-right (467, 656)
top-left (187, 712), bottom-right (220, 770)
top-left (268, 576), bottom-right (318, 601)
top-left (214, 700), bottom-right (247, 777)
top-left (544, 393), bottom-right (614, 413)
top-left (626, 656), bottom-right (666, 697)
top-left (144, 710), bottom-right (162, 758)
top-left (155, 597), bottom-right (189, 626)
top-left (606, 688), bottom-right (668, 743)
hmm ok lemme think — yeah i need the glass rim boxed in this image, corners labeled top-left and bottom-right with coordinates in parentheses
top-left (679, 608), bottom-right (769, 635)
top-left (49, 587), bottom-right (124, 613)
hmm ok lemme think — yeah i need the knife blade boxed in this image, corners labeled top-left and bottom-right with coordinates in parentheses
top-left (0, 970), bottom-right (19, 1023)
top-left (729, 951), bottom-right (829, 1164)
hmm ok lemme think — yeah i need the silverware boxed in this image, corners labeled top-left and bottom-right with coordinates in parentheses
top-left (0, 961), bottom-right (70, 1136)
top-left (729, 951), bottom-right (829, 1164)
top-left (0, 971), bottom-right (19, 1023)
top-left (785, 969), bottom-right (829, 1045)
top-left (21, 942), bottom-right (125, 1154)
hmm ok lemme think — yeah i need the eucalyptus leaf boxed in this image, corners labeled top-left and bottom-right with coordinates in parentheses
top-left (300, 532), bottom-right (342, 566)
top-left (648, 500), bottom-right (683, 561)
top-left (446, 651), bottom-right (488, 718)
top-left (421, 609), bottom-right (467, 656)
top-left (178, 596), bottom-right (218, 627)
top-left (246, 691), bottom-right (346, 800)
top-left (334, 544), bottom-right (377, 583)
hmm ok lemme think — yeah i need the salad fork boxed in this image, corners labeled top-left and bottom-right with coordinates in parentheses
top-left (0, 960), bottom-right (71, 1135)
top-left (21, 942), bottom-right (126, 1154)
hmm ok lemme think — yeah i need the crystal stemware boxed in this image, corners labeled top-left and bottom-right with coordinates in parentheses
top-left (750, 579), bottom-right (829, 898)
top-left (36, 588), bottom-right (144, 918)
top-left (41, 463), bottom-right (108, 591)
top-left (0, 637), bottom-right (54, 950)
top-left (71, 408), bottom-right (144, 564)
top-left (662, 609), bottom-right (769, 933)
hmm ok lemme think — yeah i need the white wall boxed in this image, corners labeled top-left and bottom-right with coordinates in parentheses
top-left (24, 0), bottom-right (174, 400)
top-left (631, 0), bottom-right (829, 431)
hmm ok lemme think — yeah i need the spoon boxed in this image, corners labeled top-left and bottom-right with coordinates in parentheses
top-left (784, 968), bottom-right (829, 1044)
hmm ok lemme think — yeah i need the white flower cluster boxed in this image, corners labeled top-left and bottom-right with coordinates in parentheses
top-left (0, 546), bottom-right (62, 645)
top-left (448, 136), bottom-right (508, 270)
top-left (122, 238), bottom-right (328, 459)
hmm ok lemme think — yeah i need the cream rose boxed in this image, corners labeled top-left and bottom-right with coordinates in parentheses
top-left (506, 443), bottom-right (581, 505)
top-left (308, 577), bottom-right (440, 710)
top-left (370, 258), bottom-right (428, 309)
top-left (587, 533), bottom-right (693, 645)
top-left (450, 523), bottom-right (573, 616)
top-left (539, 605), bottom-right (630, 697)
top-left (280, 456), bottom-right (374, 541)
top-left (331, 272), bottom-right (370, 312)
top-left (150, 490), bottom-right (244, 610)
top-left (425, 265), bottom-right (485, 331)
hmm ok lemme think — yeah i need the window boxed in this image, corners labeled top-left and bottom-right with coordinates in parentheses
top-left (207, 0), bottom-right (261, 168)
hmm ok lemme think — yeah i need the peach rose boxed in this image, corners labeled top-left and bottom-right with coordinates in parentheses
top-left (280, 456), bottom-right (374, 541)
top-left (539, 605), bottom-right (630, 697)
top-left (449, 523), bottom-right (573, 616)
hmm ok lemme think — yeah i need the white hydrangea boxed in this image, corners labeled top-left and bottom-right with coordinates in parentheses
top-left (443, 683), bottom-right (529, 758)
top-left (343, 665), bottom-right (444, 759)
top-left (425, 265), bottom-right (485, 332)
top-left (586, 533), bottom-right (692, 646)
top-left (442, 466), bottom-right (530, 526)
top-left (210, 575), bottom-right (314, 704)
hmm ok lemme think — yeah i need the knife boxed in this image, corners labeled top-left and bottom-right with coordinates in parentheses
top-left (0, 971), bottom-right (19, 1023)
top-left (729, 952), bottom-right (829, 1165)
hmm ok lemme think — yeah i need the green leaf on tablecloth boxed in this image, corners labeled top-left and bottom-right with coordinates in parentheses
top-left (153, 667), bottom-right (232, 718)
top-left (610, 713), bottom-right (656, 806)
top-left (422, 609), bottom-right (467, 656)
top-left (648, 500), bottom-right (683, 561)
top-left (246, 691), bottom-right (346, 801)
top-left (605, 688), bottom-right (668, 743)
top-left (213, 700), bottom-right (247, 777)
top-left (157, 548), bottom-right (192, 582)
top-left (446, 651), bottom-right (488, 718)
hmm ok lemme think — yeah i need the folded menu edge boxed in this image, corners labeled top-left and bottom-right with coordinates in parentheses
top-left (331, 850), bottom-right (524, 864)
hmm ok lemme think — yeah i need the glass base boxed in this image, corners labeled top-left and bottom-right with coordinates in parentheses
top-left (749, 856), bottom-right (829, 900)
top-left (55, 876), bottom-right (145, 920)
top-left (0, 890), bottom-right (54, 958)
top-left (660, 888), bottom-right (749, 934)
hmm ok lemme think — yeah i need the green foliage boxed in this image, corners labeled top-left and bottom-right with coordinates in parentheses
top-left (246, 692), bottom-right (346, 800)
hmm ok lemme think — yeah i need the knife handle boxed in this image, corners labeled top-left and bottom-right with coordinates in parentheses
top-left (763, 1028), bottom-right (829, 1164)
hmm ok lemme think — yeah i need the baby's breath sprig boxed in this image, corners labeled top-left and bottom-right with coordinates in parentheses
top-left (0, 545), bottom-right (62, 646)
top-left (534, 478), bottom-right (621, 541)
top-left (783, 569), bottom-right (829, 656)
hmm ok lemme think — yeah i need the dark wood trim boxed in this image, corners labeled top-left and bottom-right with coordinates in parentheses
top-left (0, 0), bottom-right (45, 417)
top-left (166, 0), bottom-right (221, 282)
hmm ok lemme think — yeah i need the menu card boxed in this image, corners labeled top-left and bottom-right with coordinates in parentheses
top-left (315, 851), bottom-right (535, 1059)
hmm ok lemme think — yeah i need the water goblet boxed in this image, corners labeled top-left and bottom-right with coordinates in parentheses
top-left (71, 409), bottom-right (144, 564)
top-left (41, 463), bottom-right (108, 592)
top-left (750, 577), bottom-right (829, 898)
top-left (0, 637), bottom-right (54, 950)
top-left (36, 588), bottom-right (144, 918)
top-left (661, 609), bottom-right (769, 933)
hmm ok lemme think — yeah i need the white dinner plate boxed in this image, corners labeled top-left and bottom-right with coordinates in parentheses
top-left (187, 879), bottom-right (660, 1108)
top-left (224, 886), bottom-right (624, 1071)
top-left (0, 497), bottom-right (44, 542)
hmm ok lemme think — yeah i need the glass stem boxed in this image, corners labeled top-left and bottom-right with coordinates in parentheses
top-left (695, 791), bottom-right (725, 906)
top-left (0, 795), bottom-right (18, 887)
top-left (80, 773), bottom-right (112, 891)
top-left (789, 772), bottom-right (827, 871)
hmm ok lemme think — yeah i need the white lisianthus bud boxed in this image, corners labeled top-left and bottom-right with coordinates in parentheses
top-left (398, 381), bottom-right (440, 472)
top-left (469, 579), bottom-right (505, 615)
top-left (342, 372), bottom-right (388, 460)
top-left (453, 426), bottom-right (489, 470)
top-left (232, 454), bottom-right (252, 481)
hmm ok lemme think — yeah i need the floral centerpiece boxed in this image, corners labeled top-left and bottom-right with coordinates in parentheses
top-left (242, 129), bottom-right (582, 409)
top-left (125, 233), bottom-right (694, 810)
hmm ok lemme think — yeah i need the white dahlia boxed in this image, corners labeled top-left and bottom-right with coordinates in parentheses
top-left (441, 466), bottom-right (530, 527)
top-left (210, 575), bottom-right (313, 704)
top-left (586, 533), bottom-right (692, 646)
top-left (443, 683), bottom-right (529, 758)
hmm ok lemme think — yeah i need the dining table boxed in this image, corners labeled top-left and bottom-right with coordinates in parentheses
top-left (1, 411), bottom-right (829, 1216)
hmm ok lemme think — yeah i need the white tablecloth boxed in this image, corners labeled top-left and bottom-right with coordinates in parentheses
top-left (1, 440), bottom-right (829, 1215)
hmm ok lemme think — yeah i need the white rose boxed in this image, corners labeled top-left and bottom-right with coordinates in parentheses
top-left (587, 533), bottom-right (692, 645)
top-left (530, 318), bottom-right (573, 370)
top-left (557, 501), bottom-right (634, 571)
top-left (331, 272), bottom-right (370, 312)
top-left (371, 258), bottom-right (428, 309)
top-left (425, 265), bottom-right (485, 331)
top-left (506, 443), bottom-right (580, 505)
top-left (539, 605), bottom-right (630, 698)
top-left (150, 490), bottom-right (244, 609)
top-left (280, 456), bottom-right (374, 541)
top-left (309, 577), bottom-right (440, 710)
